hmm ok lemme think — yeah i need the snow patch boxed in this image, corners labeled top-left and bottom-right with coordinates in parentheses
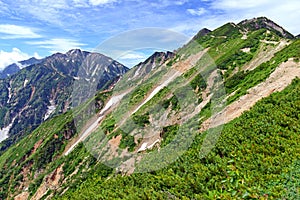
top-left (65, 91), bottom-right (129, 156)
top-left (137, 139), bottom-right (160, 152)
top-left (138, 143), bottom-right (148, 152)
top-left (44, 100), bottom-right (56, 120)
top-left (100, 92), bottom-right (128, 115)
top-left (241, 48), bottom-right (251, 53)
top-left (0, 117), bottom-right (16, 143)
top-left (241, 34), bottom-right (247, 40)
top-left (23, 79), bottom-right (29, 87)
top-left (133, 71), bottom-right (181, 114)
top-left (7, 84), bottom-right (12, 104)
top-left (133, 66), bottom-right (142, 79)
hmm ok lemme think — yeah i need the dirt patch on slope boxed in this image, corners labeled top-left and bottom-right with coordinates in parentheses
top-left (31, 139), bottom-right (43, 154)
top-left (201, 59), bottom-right (300, 131)
top-left (243, 40), bottom-right (289, 71)
top-left (14, 192), bottom-right (29, 200)
top-left (31, 165), bottom-right (64, 200)
top-left (174, 48), bottom-right (208, 73)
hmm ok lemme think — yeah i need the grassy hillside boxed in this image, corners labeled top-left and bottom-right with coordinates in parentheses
top-left (59, 78), bottom-right (300, 199)
top-left (0, 18), bottom-right (299, 199)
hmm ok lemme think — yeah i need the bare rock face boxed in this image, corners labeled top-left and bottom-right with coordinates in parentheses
top-left (128, 51), bottom-right (175, 80)
top-left (0, 49), bottom-right (129, 151)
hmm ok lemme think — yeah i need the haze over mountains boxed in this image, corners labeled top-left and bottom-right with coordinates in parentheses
top-left (0, 17), bottom-right (300, 199)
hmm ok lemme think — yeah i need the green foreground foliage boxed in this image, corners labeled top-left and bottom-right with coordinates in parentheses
top-left (59, 79), bottom-right (300, 199)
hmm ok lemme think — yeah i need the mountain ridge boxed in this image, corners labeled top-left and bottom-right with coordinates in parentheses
top-left (0, 49), bottom-right (128, 152)
top-left (0, 17), bottom-right (300, 199)
top-left (0, 57), bottom-right (42, 79)
top-left (238, 17), bottom-right (294, 39)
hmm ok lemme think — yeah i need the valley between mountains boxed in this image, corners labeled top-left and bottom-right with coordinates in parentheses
top-left (1, 17), bottom-right (300, 199)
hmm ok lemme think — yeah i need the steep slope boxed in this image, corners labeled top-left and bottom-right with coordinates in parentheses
top-left (238, 17), bottom-right (294, 39)
top-left (0, 57), bottom-right (42, 79)
top-left (0, 17), bottom-right (299, 199)
top-left (0, 49), bottom-right (128, 151)
top-left (192, 28), bottom-right (212, 40)
top-left (128, 51), bottom-right (175, 81)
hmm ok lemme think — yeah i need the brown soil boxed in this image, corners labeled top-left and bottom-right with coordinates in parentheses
top-left (31, 165), bottom-right (64, 200)
top-left (201, 59), bottom-right (300, 131)
top-left (14, 192), bottom-right (29, 200)
top-left (243, 40), bottom-right (289, 71)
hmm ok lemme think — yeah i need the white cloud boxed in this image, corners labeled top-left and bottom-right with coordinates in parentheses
top-left (211, 0), bottom-right (271, 10)
top-left (0, 1), bottom-right (8, 13)
top-left (72, 0), bottom-right (89, 7)
top-left (118, 51), bottom-right (148, 67)
top-left (187, 8), bottom-right (207, 16)
top-left (150, 0), bottom-right (189, 8)
top-left (88, 0), bottom-right (117, 6)
top-left (27, 38), bottom-right (86, 53)
top-left (0, 24), bottom-right (41, 39)
top-left (173, 0), bottom-right (300, 37)
top-left (16, 0), bottom-right (69, 26)
top-left (119, 52), bottom-right (146, 60)
top-left (208, 0), bottom-right (300, 35)
top-left (0, 48), bottom-right (40, 70)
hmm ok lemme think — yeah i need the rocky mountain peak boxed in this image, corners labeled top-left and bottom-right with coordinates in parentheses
top-left (192, 28), bottom-right (212, 40)
top-left (238, 17), bottom-right (294, 39)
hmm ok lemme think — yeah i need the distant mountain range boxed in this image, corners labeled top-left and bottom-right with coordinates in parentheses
top-left (0, 17), bottom-right (300, 200)
top-left (0, 57), bottom-right (42, 79)
top-left (0, 49), bottom-right (128, 151)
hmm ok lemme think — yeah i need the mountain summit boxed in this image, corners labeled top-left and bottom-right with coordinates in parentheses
top-left (0, 17), bottom-right (300, 199)
top-left (0, 49), bottom-right (128, 151)
top-left (238, 17), bottom-right (294, 39)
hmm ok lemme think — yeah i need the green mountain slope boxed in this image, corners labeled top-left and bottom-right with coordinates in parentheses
top-left (0, 17), bottom-right (299, 199)
top-left (60, 78), bottom-right (300, 200)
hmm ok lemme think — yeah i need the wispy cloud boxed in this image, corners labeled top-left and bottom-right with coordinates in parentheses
top-left (118, 51), bottom-right (148, 67)
top-left (27, 38), bottom-right (86, 53)
top-left (72, 0), bottom-right (89, 7)
top-left (88, 0), bottom-right (118, 6)
top-left (0, 48), bottom-right (40, 70)
top-left (14, 0), bottom-right (69, 26)
top-left (150, 0), bottom-right (189, 8)
top-left (0, 0), bottom-right (8, 13)
top-left (208, 0), bottom-right (300, 34)
top-left (187, 7), bottom-right (207, 16)
top-left (96, 28), bottom-right (188, 59)
top-left (211, 0), bottom-right (271, 10)
top-left (0, 24), bottom-right (41, 39)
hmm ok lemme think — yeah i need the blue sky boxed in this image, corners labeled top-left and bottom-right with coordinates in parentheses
top-left (0, 0), bottom-right (300, 68)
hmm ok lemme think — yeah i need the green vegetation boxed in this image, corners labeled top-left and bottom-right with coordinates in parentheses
top-left (161, 95), bottom-right (180, 111)
top-left (1, 19), bottom-right (300, 199)
top-left (160, 124), bottom-right (179, 147)
top-left (119, 133), bottom-right (136, 152)
top-left (0, 91), bottom-right (111, 198)
top-left (129, 83), bottom-right (153, 106)
top-left (225, 39), bottom-right (300, 103)
top-left (132, 112), bottom-right (150, 127)
top-left (58, 78), bottom-right (300, 199)
top-left (190, 73), bottom-right (207, 91)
